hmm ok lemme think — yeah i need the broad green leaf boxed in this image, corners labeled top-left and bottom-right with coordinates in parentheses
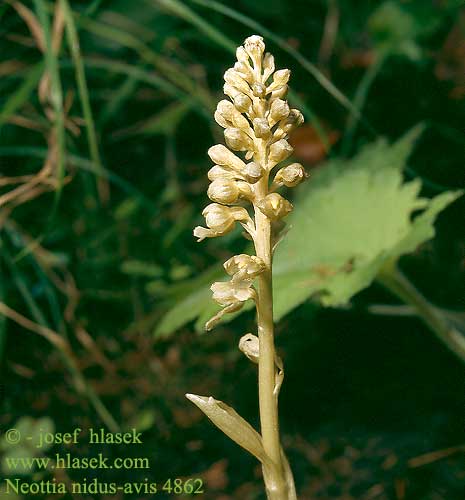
top-left (273, 129), bottom-right (461, 319)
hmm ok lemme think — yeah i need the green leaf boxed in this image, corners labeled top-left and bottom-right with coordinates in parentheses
top-left (272, 128), bottom-right (462, 318)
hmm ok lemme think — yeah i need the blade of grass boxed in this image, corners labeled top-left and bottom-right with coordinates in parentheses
top-left (154, 0), bottom-right (235, 52)
top-left (0, 62), bottom-right (44, 130)
top-left (0, 299), bottom-right (120, 431)
top-left (112, 99), bottom-right (192, 139)
top-left (341, 52), bottom-right (386, 155)
top-left (72, 11), bottom-right (216, 111)
top-left (98, 74), bottom-right (139, 128)
top-left (80, 57), bottom-right (209, 118)
top-left (84, 0), bottom-right (105, 17)
top-left (2, 245), bottom-right (49, 327)
top-left (378, 264), bottom-right (465, 364)
top-left (60, 0), bottom-right (108, 202)
top-left (0, 146), bottom-right (159, 214)
top-left (2, 242), bottom-right (119, 431)
top-left (33, 0), bottom-right (65, 183)
top-left (9, 228), bottom-right (65, 336)
top-left (18, 0), bottom-right (67, 262)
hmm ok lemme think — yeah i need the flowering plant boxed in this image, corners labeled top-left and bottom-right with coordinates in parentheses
top-left (187, 35), bottom-right (306, 499)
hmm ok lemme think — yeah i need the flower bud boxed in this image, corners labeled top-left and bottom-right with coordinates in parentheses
top-left (252, 118), bottom-right (271, 139)
top-left (203, 203), bottom-right (237, 231)
top-left (262, 53), bottom-right (275, 82)
top-left (267, 69), bottom-right (290, 92)
top-left (236, 46), bottom-right (249, 63)
top-left (224, 69), bottom-right (251, 94)
top-left (278, 109), bottom-right (305, 135)
top-left (234, 61), bottom-right (253, 82)
top-left (287, 109), bottom-right (304, 127)
top-left (223, 83), bottom-right (240, 100)
top-left (270, 85), bottom-right (288, 101)
top-left (236, 181), bottom-right (252, 199)
top-left (224, 254), bottom-right (266, 278)
top-left (224, 127), bottom-right (253, 152)
top-left (231, 112), bottom-right (250, 130)
top-left (207, 165), bottom-right (238, 181)
top-left (214, 111), bottom-right (229, 129)
top-left (270, 98), bottom-right (290, 122)
top-left (243, 162), bottom-right (264, 183)
top-left (193, 204), bottom-right (250, 241)
top-left (244, 35), bottom-right (265, 64)
top-left (208, 179), bottom-right (240, 204)
top-left (216, 100), bottom-right (249, 130)
top-left (211, 279), bottom-right (256, 306)
top-left (256, 193), bottom-right (293, 220)
top-left (273, 163), bottom-right (307, 187)
top-left (269, 139), bottom-right (293, 163)
top-left (233, 93), bottom-right (252, 113)
top-left (208, 144), bottom-right (246, 171)
top-left (251, 82), bottom-right (266, 98)
top-left (239, 333), bottom-right (260, 363)
top-left (216, 99), bottom-right (235, 118)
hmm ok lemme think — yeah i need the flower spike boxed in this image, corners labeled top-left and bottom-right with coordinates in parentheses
top-left (190, 35), bottom-right (306, 500)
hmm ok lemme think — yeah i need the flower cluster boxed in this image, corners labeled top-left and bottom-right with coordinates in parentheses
top-left (194, 35), bottom-right (306, 330)
top-left (206, 255), bottom-right (265, 331)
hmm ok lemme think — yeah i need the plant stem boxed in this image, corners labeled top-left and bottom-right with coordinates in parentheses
top-left (378, 262), bottom-right (465, 363)
top-left (254, 206), bottom-right (287, 498)
top-left (255, 206), bottom-right (279, 449)
top-left (253, 162), bottom-right (289, 497)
